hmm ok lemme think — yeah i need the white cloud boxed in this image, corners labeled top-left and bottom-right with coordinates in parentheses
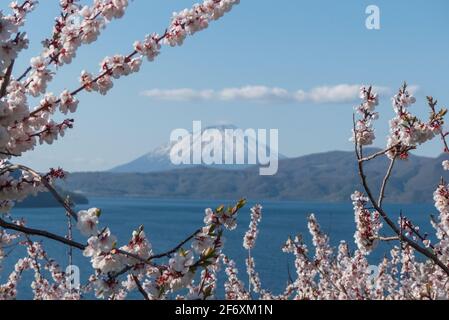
top-left (141, 84), bottom-right (401, 104)
top-left (218, 86), bottom-right (291, 102)
top-left (142, 88), bottom-right (215, 101)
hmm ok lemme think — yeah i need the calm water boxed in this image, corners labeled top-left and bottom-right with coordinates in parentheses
top-left (0, 197), bottom-right (437, 299)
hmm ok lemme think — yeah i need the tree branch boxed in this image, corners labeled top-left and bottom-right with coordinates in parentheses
top-left (16, 66), bottom-right (32, 82)
top-left (0, 60), bottom-right (15, 98)
top-left (0, 217), bottom-right (86, 250)
top-left (378, 156), bottom-right (397, 207)
top-left (111, 229), bottom-right (203, 279)
top-left (359, 144), bottom-right (398, 162)
top-left (355, 137), bottom-right (449, 276)
top-left (149, 228), bottom-right (201, 260)
top-left (0, 164), bottom-right (77, 220)
top-left (132, 275), bottom-right (150, 300)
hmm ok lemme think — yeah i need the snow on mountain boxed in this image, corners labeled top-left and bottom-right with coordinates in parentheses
top-left (110, 124), bottom-right (286, 173)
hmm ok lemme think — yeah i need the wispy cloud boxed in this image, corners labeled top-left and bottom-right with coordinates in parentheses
top-left (141, 88), bottom-right (215, 102)
top-left (141, 84), bottom-right (396, 104)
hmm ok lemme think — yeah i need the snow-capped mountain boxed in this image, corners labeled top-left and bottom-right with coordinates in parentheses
top-left (110, 125), bottom-right (286, 173)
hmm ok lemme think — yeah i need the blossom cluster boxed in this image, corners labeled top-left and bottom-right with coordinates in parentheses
top-left (443, 160), bottom-right (449, 171)
top-left (25, 0), bottom-right (130, 97)
top-left (243, 205), bottom-right (266, 296)
top-left (243, 204), bottom-right (262, 250)
top-left (352, 191), bottom-right (382, 255)
top-left (433, 184), bottom-right (449, 239)
top-left (386, 85), bottom-right (442, 159)
top-left (0, 229), bottom-right (17, 269)
top-left (0, 168), bottom-right (44, 211)
top-left (224, 205), bottom-right (449, 300)
top-left (0, 221), bottom-right (79, 300)
top-left (221, 254), bottom-right (250, 300)
top-left (0, 1), bottom-right (37, 71)
top-left (164, 0), bottom-right (240, 47)
top-left (351, 86), bottom-right (379, 146)
top-left (0, 164), bottom-right (67, 213)
top-left (71, 200), bottom-right (245, 300)
top-left (352, 84), bottom-right (446, 160)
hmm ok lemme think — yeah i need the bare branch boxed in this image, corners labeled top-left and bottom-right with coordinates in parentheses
top-left (149, 228), bottom-right (201, 260)
top-left (0, 217), bottom-right (86, 250)
top-left (132, 275), bottom-right (150, 300)
top-left (0, 60), bottom-right (15, 98)
top-left (16, 66), bottom-right (32, 82)
top-left (359, 144), bottom-right (397, 162)
top-left (378, 156), bottom-right (397, 207)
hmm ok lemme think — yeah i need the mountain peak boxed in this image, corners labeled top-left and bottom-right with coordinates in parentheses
top-left (110, 124), bottom-right (285, 173)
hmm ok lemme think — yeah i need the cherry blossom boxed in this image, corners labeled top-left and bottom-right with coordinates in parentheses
top-left (134, 33), bottom-right (160, 62)
top-left (59, 90), bottom-right (79, 114)
top-left (433, 183), bottom-right (449, 237)
top-left (443, 160), bottom-right (449, 171)
top-left (352, 191), bottom-right (382, 254)
top-left (76, 208), bottom-right (101, 237)
top-left (169, 250), bottom-right (195, 274)
top-left (243, 204), bottom-right (262, 250)
top-left (351, 86), bottom-right (379, 146)
top-left (386, 84), bottom-right (442, 159)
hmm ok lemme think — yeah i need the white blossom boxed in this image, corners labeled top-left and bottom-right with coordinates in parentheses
top-left (76, 208), bottom-right (101, 237)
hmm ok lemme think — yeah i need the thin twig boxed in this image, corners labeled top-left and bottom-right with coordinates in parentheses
top-left (359, 144), bottom-right (399, 162)
top-left (247, 249), bottom-right (252, 293)
top-left (378, 156), bottom-right (397, 207)
top-left (149, 228), bottom-right (201, 260)
top-left (16, 66), bottom-right (32, 82)
top-left (132, 275), bottom-right (150, 300)
top-left (0, 60), bottom-right (15, 98)
top-left (66, 196), bottom-right (74, 268)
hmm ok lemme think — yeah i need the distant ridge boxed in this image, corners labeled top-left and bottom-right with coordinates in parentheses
top-left (62, 149), bottom-right (449, 204)
top-left (16, 188), bottom-right (89, 208)
top-left (110, 124), bottom-right (287, 173)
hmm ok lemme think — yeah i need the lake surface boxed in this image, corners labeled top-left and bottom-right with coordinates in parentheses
top-left (0, 197), bottom-right (437, 299)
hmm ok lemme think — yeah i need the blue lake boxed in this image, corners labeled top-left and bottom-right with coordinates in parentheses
top-left (0, 197), bottom-right (438, 299)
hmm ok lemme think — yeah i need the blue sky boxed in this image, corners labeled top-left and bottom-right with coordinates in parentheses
top-left (10, 0), bottom-right (449, 171)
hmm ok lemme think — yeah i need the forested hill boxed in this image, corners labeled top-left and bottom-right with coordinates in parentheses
top-left (60, 149), bottom-right (448, 204)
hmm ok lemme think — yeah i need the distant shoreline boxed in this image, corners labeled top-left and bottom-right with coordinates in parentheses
top-left (81, 195), bottom-right (434, 206)
top-left (56, 148), bottom-right (448, 205)
top-left (16, 190), bottom-right (89, 209)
